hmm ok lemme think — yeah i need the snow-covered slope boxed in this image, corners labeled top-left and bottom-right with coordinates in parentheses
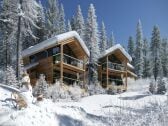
top-left (0, 85), bottom-right (168, 126)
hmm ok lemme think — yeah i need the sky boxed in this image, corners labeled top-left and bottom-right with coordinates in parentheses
top-left (41, 0), bottom-right (168, 46)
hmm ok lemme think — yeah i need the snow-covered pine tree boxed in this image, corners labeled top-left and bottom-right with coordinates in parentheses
top-left (157, 78), bottom-right (166, 94)
top-left (99, 21), bottom-right (107, 52)
top-left (161, 38), bottom-right (168, 77)
top-left (143, 38), bottom-right (151, 78)
top-left (135, 20), bottom-right (144, 78)
top-left (74, 5), bottom-right (85, 40)
top-left (67, 20), bottom-right (72, 31)
top-left (150, 25), bottom-right (163, 81)
top-left (34, 74), bottom-right (48, 98)
top-left (59, 4), bottom-right (66, 34)
top-left (127, 36), bottom-right (135, 66)
top-left (149, 80), bottom-right (155, 94)
top-left (70, 15), bottom-right (76, 31)
top-left (4, 66), bottom-right (19, 88)
top-left (85, 4), bottom-right (100, 62)
top-left (0, 0), bottom-right (18, 69)
top-left (46, 0), bottom-right (60, 37)
top-left (35, 0), bottom-right (47, 44)
top-left (16, 0), bottom-right (40, 79)
top-left (108, 32), bottom-right (115, 48)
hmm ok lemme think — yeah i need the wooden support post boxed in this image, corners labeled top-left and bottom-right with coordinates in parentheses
top-left (60, 43), bottom-right (63, 85)
top-left (83, 56), bottom-right (85, 88)
top-left (125, 59), bottom-right (128, 90)
top-left (106, 56), bottom-right (109, 89)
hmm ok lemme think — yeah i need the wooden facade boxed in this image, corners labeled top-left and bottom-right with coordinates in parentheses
top-left (22, 36), bottom-right (89, 87)
top-left (98, 48), bottom-right (136, 91)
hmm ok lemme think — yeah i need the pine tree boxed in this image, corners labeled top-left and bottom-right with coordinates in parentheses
top-left (5, 66), bottom-right (19, 88)
top-left (0, 0), bottom-right (39, 80)
top-left (143, 38), bottom-right (151, 78)
top-left (35, 0), bottom-right (47, 44)
top-left (67, 20), bottom-right (72, 31)
top-left (46, 0), bottom-right (60, 37)
top-left (157, 78), bottom-right (166, 94)
top-left (161, 38), bottom-right (168, 77)
top-left (35, 74), bottom-right (48, 98)
top-left (135, 20), bottom-right (144, 78)
top-left (70, 15), bottom-right (76, 30)
top-left (74, 5), bottom-right (85, 40)
top-left (108, 32), bottom-right (115, 48)
top-left (85, 4), bottom-right (100, 62)
top-left (127, 36), bottom-right (135, 66)
top-left (150, 25), bottom-right (163, 81)
top-left (59, 4), bottom-right (66, 34)
top-left (99, 21), bottom-right (107, 52)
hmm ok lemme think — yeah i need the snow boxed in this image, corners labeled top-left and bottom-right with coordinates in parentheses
top-left (99, 44), bottom-right (132, 62)
top-left (22, 31), bottom-right (90, 58)
top-left (1, 82), bottom-right (168, 126)
top-left (127, 63), bottom-right (134, 69)
top-left (24, 62), bottom-right (39, 70)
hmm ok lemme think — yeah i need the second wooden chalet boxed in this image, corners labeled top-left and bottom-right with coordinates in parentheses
top-left (22, 31), bottom-right (90, 86)
top-left (98, 44), bottom-right (137, 91)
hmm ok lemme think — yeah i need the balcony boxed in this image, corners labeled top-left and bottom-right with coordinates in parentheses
top-left (102, 62), bottom-right (125, 71)
top-left (53, 53), bottom-right (84, 70)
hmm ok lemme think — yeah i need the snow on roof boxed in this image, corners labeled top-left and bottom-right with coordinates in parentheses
top-left (99, 44), bottom-right (132, 62)
top-left (22, 31), bottom-right (90, 57)
top-left (127, 63), bottom-right (134, 69)
top-left (24, 62), bottom-right (39, 70)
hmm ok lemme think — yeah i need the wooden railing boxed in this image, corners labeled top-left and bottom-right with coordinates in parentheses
top-left (102, 62), bottom-right (125, 71)
top-left (53, 53), bottom-right (84, 69)
top-left (102, 78), bottom-right (126, 90)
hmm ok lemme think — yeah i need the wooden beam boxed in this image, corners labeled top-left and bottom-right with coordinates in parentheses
top-left (60, 43), bottom-right (63, 85)
top-left (83, 56), bottom-right (85, 88)
top-left (106, 56), bottom-right (109, 89)
top-left (125, 59), bottom-right (128, 90)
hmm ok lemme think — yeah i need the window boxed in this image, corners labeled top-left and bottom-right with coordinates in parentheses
top-left (53, 47), bottom-right (60, 55)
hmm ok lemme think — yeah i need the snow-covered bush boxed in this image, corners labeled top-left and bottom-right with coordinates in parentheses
top-left (68, 84), bottom-right (82, 101)
top-left (4, 66), bottom-right (19, 88)
top-left (33, 74), bottom-right (48, 98)
top-left (0, 69), bottom-right (4, 83)
top-left (87, 83), bottom-right (106, 95)
top-left (47, 80), bottom-right (70, 102)
top-left (149, 80), bottom-right (156, 94)
top-left (157, 78), bottom-right (167, 94)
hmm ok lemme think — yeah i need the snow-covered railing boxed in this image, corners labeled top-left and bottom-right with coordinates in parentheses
top-left (53, 53), bottom-right (84, 69)
top-left (53, 76), bottom-right (83, 85)
top-left (102, 62), bottom-right (125, 71)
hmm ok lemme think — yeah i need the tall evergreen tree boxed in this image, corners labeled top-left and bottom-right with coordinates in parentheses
top-left (150, 25), bottom-right (163, 81)
top-left (85, 4), bottom-right (100, 62)
top-left (70, 15), bottom-right (76, 31)
top-left (161, 38), bottom-right (168, 77)
top-left (135, 20), bottom-right (144, 78)
top-left (0, 0), bottom-right (39, 80)
top-left (59, 4), bottom-right (66, 34)
top-left (143, 38), bottom-right (151, 78)
top-left (67, 20), bottom-right (72, 31)
top-left (127, 36), bottom-right (135, 66)
top-left (108, 32), bottom-right (115, 48)
top-left (35, 0), bottom-right (47, 44)
top-left (99, 21), bottom-right (107, 52)
top-left (46, 0), bottom-right (60, 37)
top-left (75, 5), bottom-right (85, 40)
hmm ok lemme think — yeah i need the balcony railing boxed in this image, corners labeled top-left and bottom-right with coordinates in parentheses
top-left (102, 78), bottom-right (125, 90)
top-left (53, 53), bottom-right (84, 69)
top-left (102, 62), bottom-right (125, 71)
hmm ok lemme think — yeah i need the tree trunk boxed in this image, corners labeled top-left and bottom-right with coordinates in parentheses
top-left (16, 0), bottom-right (23, 81)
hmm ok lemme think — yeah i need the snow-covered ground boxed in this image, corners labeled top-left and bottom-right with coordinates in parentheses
top-left (0, 83), bottom-right (168, 126)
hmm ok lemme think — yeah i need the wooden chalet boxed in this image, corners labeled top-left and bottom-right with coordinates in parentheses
top-left (22, 31), bottom-right (89, 87)
top-left (98, 44), bottom-right (137, 91)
